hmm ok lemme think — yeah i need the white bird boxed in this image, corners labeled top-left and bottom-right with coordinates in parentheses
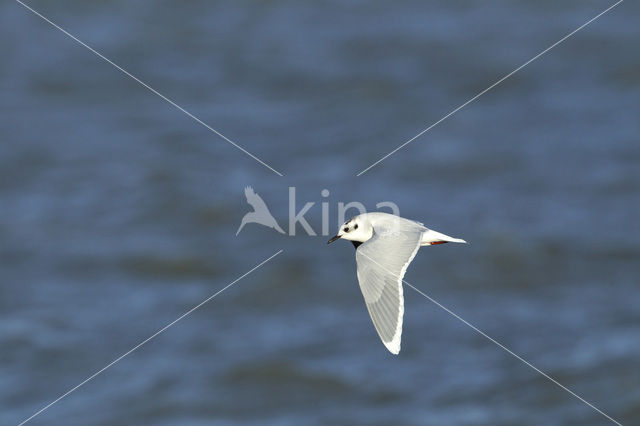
top-left (327, 212), bottom-right (466, 354)
top-left (236, 186), bottom-right (285, 235)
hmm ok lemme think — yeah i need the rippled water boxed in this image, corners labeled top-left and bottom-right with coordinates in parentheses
top-left (2, 0), bottom-right (639, 424)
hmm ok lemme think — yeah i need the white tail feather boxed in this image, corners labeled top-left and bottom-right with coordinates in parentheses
top-left (421, 229), bottom-right (467, 246)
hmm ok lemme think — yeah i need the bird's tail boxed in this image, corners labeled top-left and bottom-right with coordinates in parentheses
top-left (272, 222), bottom-right (285, 234)
top-left (421, 229), bottom-right (467, 246)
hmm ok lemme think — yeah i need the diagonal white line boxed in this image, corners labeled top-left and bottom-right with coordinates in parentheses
top-left (18, 249), bottom-right (284, 426)
top-left (16, 0), bottom-right (284, 177)
top-left (405, 282), bottom-right (622, 425)
top-left (357, 250), bottom-right (622, 425)
top-left (356, 0), bottom-right (624, 176)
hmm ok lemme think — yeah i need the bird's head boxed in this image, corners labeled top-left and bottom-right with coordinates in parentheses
top-left (327, 215), bottom-right (373, 244)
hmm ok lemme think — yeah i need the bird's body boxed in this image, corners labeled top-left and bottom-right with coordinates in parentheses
top-left (327, 212), bottom-right (466, 354)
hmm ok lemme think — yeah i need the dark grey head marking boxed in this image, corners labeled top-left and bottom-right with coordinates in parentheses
top-left (343, 218), bottom-right (359, 233)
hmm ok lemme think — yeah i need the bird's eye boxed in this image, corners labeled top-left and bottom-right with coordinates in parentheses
top-left (354, 224), bottom-right (358, 229)
top-left (343, 227), bottom-right (349, 233)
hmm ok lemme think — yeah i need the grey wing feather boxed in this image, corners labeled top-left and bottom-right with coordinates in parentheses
top-left (245, 186), bottom-right (268, 211)
top-left (355, 219), bottom-right (423, 354)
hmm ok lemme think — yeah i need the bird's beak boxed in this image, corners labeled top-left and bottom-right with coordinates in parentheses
top-left (327, 235), bottom-right (341, 244)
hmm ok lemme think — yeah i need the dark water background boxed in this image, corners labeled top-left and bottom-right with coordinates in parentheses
top-left (1, 0), bottom-right (639, 424)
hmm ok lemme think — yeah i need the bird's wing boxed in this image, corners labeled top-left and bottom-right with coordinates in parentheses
top-left (244, 186), bottom-right (270, 212)
top-left (244, 186), bottom-right (254, 198)
top-left (355, 220), bottom-right (423, 354)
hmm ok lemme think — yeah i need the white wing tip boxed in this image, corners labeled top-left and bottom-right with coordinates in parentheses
top-left (383, 306), bottom-right (403, 355)
top-left (384, 337), bottom-right (401, 355)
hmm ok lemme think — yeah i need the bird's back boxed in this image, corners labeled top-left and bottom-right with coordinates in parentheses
top-left (359, 212), bottom-right (427, 234)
